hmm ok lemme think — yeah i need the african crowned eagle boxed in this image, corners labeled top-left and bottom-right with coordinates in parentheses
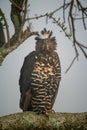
top-left (19, 28), bottom-right (61, 114)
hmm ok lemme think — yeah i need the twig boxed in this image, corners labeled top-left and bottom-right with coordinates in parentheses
top-left (76, 0), bottom-right (87, 29)
top-left (63, 0), bottom-right (66, 22)
top-left (68, 0), bottom-right (79, 59)
top-left (69, 0), bottom-right (75, 41)
top-left (76, 42), bottom-right (87, 49)
top-left (73, 16), bottom-right (87, 20)
top-left (26, 4), bottom-right (66, 21)
top-left (76, 41), bottom-right (87, 58)
top-left (26, 2), bottom-right (71, 22)
top-left (51, 16), bottom-right (71, 40)
top-left (26, 0), bottom-right (87, 66)
top-left (65, 55), bottom-right (78, 73)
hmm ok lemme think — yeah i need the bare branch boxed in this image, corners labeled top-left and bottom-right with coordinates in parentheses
top-left (73, 16), bottom-right (87, 20)
top-left (25, 0), bottom-right (87, 60)
top-left (26, 4), bottom-right (66, 21)
top-left (65, 55), bottom-right (78, 73)
top-left (69, 0), bottom-right (75, 41)
top-left (76, 0), bottom-right (87, 30)
top-left (76, 41), bottom-right (87, 58)
top-left (76, 42), bottom-right (87, 49)
top-left (26, 1), bottom-right (71, 22)
top-left (26, 13), bottom-right (47, 21)
top-left (63, 0), bottom-right (66, 22)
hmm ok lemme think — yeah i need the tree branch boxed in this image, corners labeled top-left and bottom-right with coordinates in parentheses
top-left (0, 112), bottom-right (87, 130)
top-left (0, 0), bottom-right (34, 65)
top-left (65, 55), bottom-right (77, 73)
top-left (26, 0), bottom-right (87, 60)
top-left (76, 0), bottom-right (87, 30)
top-left (0, 0), bottom-right (87, 70)
top-left (0, 31), bottom-right (38, 65)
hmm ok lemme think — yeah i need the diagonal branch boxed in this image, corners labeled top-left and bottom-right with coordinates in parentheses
top-left (0, 31), bottom-right (38, 64)
top-left (76, 0), bottom-right (87, 30)
top-left (65, 55), bottom-right (78, 73)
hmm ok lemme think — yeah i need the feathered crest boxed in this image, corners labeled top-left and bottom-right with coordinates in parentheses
top-left (35, 28), bottom-right (54, 40)
top-left (35, 28), bottom-right (57, 52)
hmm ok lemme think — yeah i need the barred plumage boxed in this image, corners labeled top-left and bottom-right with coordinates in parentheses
top-left (19, 28), bottom-right (61, 114)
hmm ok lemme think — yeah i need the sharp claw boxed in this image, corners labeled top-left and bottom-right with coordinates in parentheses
top-left (43, 109), bottom-right (55, 117)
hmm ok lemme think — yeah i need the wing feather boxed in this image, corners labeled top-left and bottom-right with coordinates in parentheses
top-left (19, 51), bottom-right (36, 111)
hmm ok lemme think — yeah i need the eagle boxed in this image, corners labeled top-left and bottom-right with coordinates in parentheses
top-left (19, 28), bottom-right (61, 115)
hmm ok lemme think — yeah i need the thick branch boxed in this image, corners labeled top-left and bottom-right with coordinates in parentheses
top-left (10, 0), bottom-right (24, 45)
top-left (0, 31), bottom-right (38, 64)
top-left (0, 112), bottom-right (87, 130)
top-left (0, 0), bottom-right (37, 65)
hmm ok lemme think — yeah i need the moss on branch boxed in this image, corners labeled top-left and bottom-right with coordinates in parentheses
top-left (0, 31), bottom-right (38, 65)
top-left (0, 112), bottom-right (87, 130)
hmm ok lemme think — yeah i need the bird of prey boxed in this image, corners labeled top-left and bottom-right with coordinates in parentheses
top-left (19, 28), bottom-right (61, 115)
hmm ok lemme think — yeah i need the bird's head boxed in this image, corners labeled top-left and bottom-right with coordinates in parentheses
top-left (35, 28), bottom-right (57, 53)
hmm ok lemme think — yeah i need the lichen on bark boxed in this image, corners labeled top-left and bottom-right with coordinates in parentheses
top-left (0, 112), bottom-right (87, 130)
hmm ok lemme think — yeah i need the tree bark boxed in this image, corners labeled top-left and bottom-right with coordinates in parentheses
top-left (0, 22), bottom-right (5, 47)
top-left (0, 112), bottom-right (87, 130)
top-left (0, 31), bottom-right (37, 65)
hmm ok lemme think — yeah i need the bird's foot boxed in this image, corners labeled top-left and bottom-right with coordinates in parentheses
top-left (43, 109), bottom-right (55, 117)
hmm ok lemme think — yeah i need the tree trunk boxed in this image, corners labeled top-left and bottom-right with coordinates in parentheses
top-left (0, 112), bottom-right (87, 130)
